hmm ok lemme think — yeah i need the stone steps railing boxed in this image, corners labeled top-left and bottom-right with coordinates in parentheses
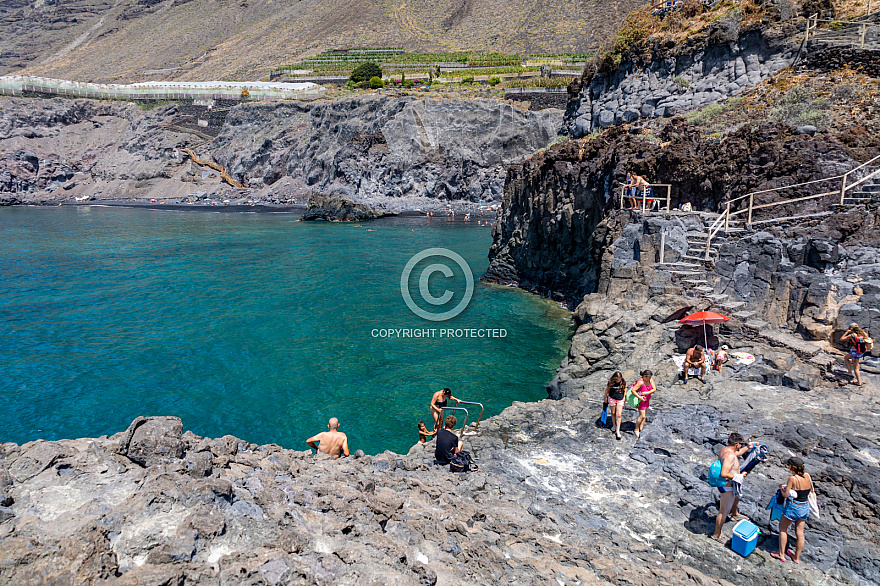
top-left (700, 155), bottom-right (880, 258)
top-left (804, 11), bottom-right (880, 51)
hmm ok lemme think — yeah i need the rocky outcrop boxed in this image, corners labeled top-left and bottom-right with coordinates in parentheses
top-left (300, 193), bottom-right (397, 221)
top-left (213, 96), bottom-right (562, 207)
top-left (0, 95), bottom-right (562, 209)
top-left (563, 25), bottom-right (798, 137)
top-left (485, 118), bottom-right (871, 300)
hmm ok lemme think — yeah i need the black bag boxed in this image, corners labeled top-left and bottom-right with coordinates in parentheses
top-left (450, 451), bottom-right (476, 473)
top-left (775, 489), bottom-right (786, 506)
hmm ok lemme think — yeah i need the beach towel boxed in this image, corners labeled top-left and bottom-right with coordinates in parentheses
top-left (740, 444), bottom-right (769, 474)
top-left (731, 352), bottom-right (756, 366)
top-left (766, 492), bottom-right (785, 522)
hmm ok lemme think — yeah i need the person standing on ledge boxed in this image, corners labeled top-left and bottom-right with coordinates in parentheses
top-left (306, 417), bottom-right (349, 459)
top-left (625, 172), bottom-right (650, 209)
top-left (434, 415), bottom-right (462, 465)
top-left (711, 432), bottom-right (753, 542)
top-left (772, 457), bottom-right (813, 564)
top-left (430, 387), bottom-right (460, 431)
top-left (841, 323), bottom-right (872, 386)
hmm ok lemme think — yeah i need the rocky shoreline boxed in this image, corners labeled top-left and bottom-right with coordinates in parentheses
top-left (2, 283), bottom-right (877, 584)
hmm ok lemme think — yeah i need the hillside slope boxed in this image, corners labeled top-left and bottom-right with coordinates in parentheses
top-left (1, 0), bottom-right (641, 82)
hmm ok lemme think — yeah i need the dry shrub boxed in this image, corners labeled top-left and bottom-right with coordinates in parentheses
top-left (612, 8), bottom-right (661, 54)
top-left (678, 0), bottom-right (704, 18)
top-left (739, 0), bottom-right (766, 21)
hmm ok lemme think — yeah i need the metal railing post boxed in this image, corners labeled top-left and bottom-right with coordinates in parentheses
top-left (439, 406), bottom-right (469, 438)
top-left (860, 23), bottom-right (867, 48)
top-left (666, 186), bottom-right (671, 211)
top-left (660, 232), bottom-right (666, 264)
top-left (840, 174), bottom-right (847, 205)
top-left (748, 193), bottom-right (754, 224)
top-left (642, 188), bottom-right (647, 213)
top-left (725, 202), bottom-right (730, 232)
top-left (456, 401), bottom-right (485, 428)
top-left (621, 186), bottom-right (625, 209)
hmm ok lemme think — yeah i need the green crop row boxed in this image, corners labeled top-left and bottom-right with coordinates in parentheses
top-left (438, 66), bottom-right (539, 78)
top-left (527, 52), bottom-right (593, 59)
top-left (273, 50), bottom-right (522, 72)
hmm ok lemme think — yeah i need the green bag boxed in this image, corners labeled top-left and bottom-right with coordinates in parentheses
top-left (626, 389), bottom-right (641, 409)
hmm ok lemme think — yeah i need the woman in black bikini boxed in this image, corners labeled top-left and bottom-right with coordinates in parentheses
top-left (603, 371), bottom-right (627, 440)
top-left (772, 457), bottom-right (813, 564)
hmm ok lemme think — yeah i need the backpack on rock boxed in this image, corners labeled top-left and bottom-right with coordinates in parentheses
top-left (450, 451), bottom-right (476, 473)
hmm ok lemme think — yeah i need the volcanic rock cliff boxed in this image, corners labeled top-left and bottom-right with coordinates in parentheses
top-left (0, 95), bottom-right (561, 209)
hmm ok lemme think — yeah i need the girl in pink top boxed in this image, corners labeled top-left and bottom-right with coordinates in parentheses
top-left (630, 370), bottom-right (656, 438)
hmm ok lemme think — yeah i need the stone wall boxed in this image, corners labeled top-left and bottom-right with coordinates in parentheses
top-left (802, 46), bottom-right (880, 77)
top-left (564, 27), bottom-right (798, 137)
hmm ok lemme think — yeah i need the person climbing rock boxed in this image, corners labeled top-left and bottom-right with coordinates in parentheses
top-left (630, 370), bottom-right (656, 438)
top-left (305, 418), bottom-right (350, 459)
top-left (603, 371), bottom-right (627, 440)
top-left (418, 420), bottom-right (437, 443)
top-left (772, 457), bottom-right (813, 564)
top-left (685, 345), bottom-right (707, 383)
top-left (430, 387), bottom-right (460, 431)
top-left (841, 323), bottom-right (872, 386)
top-left (711, 433), bottom-right (753, 542)
top-left (434, 415), bottom-right (462, 465)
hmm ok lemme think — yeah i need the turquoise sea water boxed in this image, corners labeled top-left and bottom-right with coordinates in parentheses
top-left (0, 206), bottom-right (572, 454)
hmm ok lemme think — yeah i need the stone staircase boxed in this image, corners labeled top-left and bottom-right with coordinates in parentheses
top-left (806, 12), bottom-right (880, 51)
top-left (653, 211), bottom-right (745, 298)
top-left (843, 172), bottom-right (880, 205)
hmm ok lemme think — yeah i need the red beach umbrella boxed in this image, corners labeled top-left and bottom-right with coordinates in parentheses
top-left (678, 311), bottom-right (731, 349)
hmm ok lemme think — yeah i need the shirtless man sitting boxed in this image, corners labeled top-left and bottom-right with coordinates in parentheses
top-left (685, 344), bottom-right (707, 383)
top-left (430, 388), bottom-right (460, 431)
top-left (711, 432), bottom-right (753, 541)
top-left (306, 417), bottom-right (350, 459)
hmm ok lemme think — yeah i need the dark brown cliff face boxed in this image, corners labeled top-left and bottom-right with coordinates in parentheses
top-left (485, 117), bottom-right (872, 300)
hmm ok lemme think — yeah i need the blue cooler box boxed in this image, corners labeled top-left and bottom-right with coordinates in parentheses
top-left (731, 520), bottom-right (760, 557)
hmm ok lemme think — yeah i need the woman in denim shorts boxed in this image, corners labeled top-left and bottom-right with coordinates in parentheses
top-left (772, 457), bottom-right (813, 564)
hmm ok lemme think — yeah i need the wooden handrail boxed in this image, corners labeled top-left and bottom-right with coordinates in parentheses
top-left (704, 206), bottom-right (729, 260)
top-left (722, 153), bottom-right (880, 221)
top-left (619, 184), bottom-right (672, 212)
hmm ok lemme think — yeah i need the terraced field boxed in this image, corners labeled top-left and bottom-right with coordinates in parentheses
top-left (2, 0), bottom-right (643, 82)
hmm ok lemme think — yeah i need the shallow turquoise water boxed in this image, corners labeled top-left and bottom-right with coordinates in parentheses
top-left (0, 206), bottom-right (572, 454)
